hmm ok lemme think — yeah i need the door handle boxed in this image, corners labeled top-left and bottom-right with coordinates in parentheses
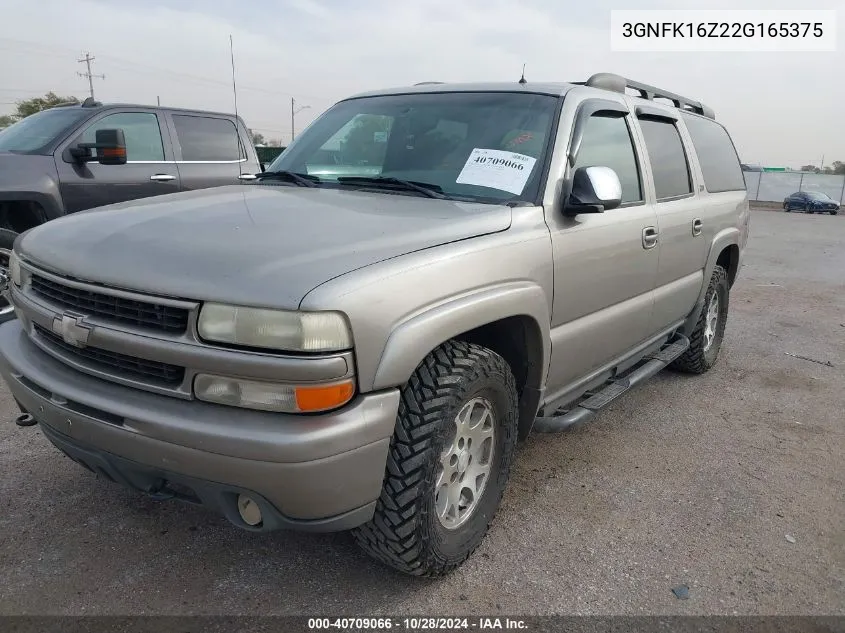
top-left (150, 174), bottom-right (176, 182)
top-left (692, 218), bottom-right (703, 236)
top-left (238, 173), bottom-right (257, 181)
top-left (642, 226), bottom-right (658, 250)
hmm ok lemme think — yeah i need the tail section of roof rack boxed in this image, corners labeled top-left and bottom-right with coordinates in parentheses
top-left (581, 72), bottom-right (715, 120)
top-left (414, 81), bottom-right (445, 86)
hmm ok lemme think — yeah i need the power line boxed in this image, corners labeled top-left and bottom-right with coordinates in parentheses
top-left (0, 37), bottom-right (332, 103)
top-left (77, 52), bottom-right (105, 99)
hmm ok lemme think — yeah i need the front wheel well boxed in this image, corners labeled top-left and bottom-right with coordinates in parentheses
top-left (0, 200), bottom-right (48, 235)
top-left (716, 244), bottom-right (740, 288)
top-left (452, 315), bottom-right (545, 438)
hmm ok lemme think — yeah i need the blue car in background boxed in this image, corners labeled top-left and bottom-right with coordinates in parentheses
top-left (783, 191), bottom-right (840, 215)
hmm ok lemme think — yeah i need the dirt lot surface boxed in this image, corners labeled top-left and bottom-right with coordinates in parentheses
top-left (0, 209), bottom-right (842, 616)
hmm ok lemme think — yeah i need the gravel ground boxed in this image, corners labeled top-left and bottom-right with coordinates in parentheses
top-left (0, 209), bottom-right (842, 616)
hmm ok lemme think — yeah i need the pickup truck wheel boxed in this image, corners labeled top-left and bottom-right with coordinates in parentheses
top-left (0, 228), bottom-right (18, 323)
top-left (671, 265), bottom-right (729, 374)
top-left (352, 340), bottom-right (518, 576)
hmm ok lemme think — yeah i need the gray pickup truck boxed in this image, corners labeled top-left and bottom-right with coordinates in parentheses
top-left (0, 98), bottom-right (262, 321)
top-left (0, 73), bottom-right (750, 577)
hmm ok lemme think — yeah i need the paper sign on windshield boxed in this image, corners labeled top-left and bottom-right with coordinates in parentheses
top-left (456, 149), bottom-right (537, 195)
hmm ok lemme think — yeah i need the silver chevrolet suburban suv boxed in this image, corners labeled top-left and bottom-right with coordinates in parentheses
top-left (0, 73), bottom-right (750, 577)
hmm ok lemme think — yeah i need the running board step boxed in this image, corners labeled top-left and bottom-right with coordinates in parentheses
top-left (532, 334), bottom-right (690, 433)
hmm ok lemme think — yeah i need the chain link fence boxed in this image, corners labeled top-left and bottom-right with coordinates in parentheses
top-left (744, 171), bottom-right (845, 203)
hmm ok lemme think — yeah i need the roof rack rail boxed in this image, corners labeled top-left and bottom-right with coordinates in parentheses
top-left (582, 72), bottom-right (715, 120)
top-left (414, 81), bottom-right (444, 86)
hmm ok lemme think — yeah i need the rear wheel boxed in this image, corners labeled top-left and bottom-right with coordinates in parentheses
top-left (672, 265), bottom-right (729, 374)
top-left (353, 340), bottom-right (518, 576)
top-left (0, 228), bottom-right (18, 324)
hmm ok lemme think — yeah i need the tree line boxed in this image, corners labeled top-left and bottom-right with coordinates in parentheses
top-left (799, 162), bottom-right (845, 176)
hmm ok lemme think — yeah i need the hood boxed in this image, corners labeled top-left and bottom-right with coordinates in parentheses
top-left (18, 185), bottom-right (512, 309)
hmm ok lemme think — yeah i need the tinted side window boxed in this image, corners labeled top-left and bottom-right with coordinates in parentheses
top-left (573, 114), bottom-right (642, 204)
top-left (172, 115), bottom-right (242, 161)
top-left (81, 112), bottom-right (164, 161)
top-left (681, 113), bottom-right (745, 193)
top-left (638, 118), bottom-right (692, 200)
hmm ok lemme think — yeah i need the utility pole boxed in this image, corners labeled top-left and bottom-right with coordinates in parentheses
top-left (291, 97), bottom-right (310, 142)
top-left (77, 52), bottom-right (105, 99)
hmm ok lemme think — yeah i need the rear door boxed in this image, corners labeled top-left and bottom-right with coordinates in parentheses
top-left (166, 113), bottom-right (257, 191)
top-left (632, 109), bottom-right (707, 335)
top-left (55, 110), bottom-right (179, 213)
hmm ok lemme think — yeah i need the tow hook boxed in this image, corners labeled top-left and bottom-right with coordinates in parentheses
top-left (13, 398), bottom-right (36, 427)
top-left (15, 413), bottom-right (36, 427)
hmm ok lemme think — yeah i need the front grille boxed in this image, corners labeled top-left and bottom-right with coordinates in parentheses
top-left (34, 324), bottom-right (185, 386)
top-left (30, 275), bottom-right (189, 334)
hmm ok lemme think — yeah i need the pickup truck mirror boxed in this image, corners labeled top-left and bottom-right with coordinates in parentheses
top-left (563, 165), bottom-right (622, 215)
top-left (70, 128), bottom-right (127, 166)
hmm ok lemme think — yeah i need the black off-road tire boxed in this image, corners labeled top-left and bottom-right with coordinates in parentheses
top-left (352, 340), bottom-right (518, 576)
top-left (0, 228), bottom-right (18, 325)
top-left (671, 265), bottom-right (729, 374)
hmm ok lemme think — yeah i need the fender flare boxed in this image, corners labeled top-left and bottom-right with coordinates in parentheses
top-left (372, 281), bottom-right (551, 392)
top-left (682, 228), bottom-right (740, 336)
top-left (0, 191), bottom-right (64, 223)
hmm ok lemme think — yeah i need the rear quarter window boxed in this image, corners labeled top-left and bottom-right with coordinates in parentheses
top-left (681, 113), bottom-right (746, 193)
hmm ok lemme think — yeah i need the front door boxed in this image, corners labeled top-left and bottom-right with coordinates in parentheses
top-left (56, 111), bottom-right (179, 213)
top-left (545, 108), bottom-right (659, 399)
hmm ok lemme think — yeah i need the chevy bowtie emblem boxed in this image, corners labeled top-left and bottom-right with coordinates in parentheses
top-left (51, 312), bottom-right (91, 348)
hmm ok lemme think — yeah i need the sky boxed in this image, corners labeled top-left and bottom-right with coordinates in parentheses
top-left (0, 0), bottom-right (842, 168)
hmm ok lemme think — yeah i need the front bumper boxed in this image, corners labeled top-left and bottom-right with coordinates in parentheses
top-left (0, 320), bottom-right (400, 532)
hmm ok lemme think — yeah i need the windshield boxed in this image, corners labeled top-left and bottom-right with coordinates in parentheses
top-left (0, 108), bottom-right (90, 154)
top-left (805, 192), bottom-right (832, 201)
top-left (268, 91), bottom-right (559, 203)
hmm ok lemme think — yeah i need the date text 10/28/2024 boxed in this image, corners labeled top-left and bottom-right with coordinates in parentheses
top-left (308, 617), bottom-right (529, 630)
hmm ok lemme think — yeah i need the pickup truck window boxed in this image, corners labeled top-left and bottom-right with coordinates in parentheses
top-left (79, 112), bottom-right (165, 162)
top-left (638, 118), bottom-right (693, 200)
top-left (681, 113), bottom-right (745, 193)
top-left (270, 92), bottom-right (558, 203)
top-left (172, 115), bottom-right (243, 162)
top-left (572, 114), bottom-right (642, 204)
top-left (0, 107), bottom-right (90, 154)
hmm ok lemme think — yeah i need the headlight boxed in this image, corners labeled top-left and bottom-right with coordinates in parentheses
top-left (194, 374), bottom-right (355, 413)
top-left (9, 250), bottom-right (21, 287)
top-left (197, 303), bottom-right (352, 352)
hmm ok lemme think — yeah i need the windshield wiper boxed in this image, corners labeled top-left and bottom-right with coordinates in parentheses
top-left (336, 176), bottom-right (447, 199)
top-left (254, 170), bottom-right (320, 187)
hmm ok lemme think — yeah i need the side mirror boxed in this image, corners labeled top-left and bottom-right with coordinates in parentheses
top-left (564, 166), bottom-right (622, 215)
top-left (70, 129), bottom-right (127, 165)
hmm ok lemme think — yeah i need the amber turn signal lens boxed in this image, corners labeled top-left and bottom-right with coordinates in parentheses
top-left (295, 380), bottom-right (355, 412)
